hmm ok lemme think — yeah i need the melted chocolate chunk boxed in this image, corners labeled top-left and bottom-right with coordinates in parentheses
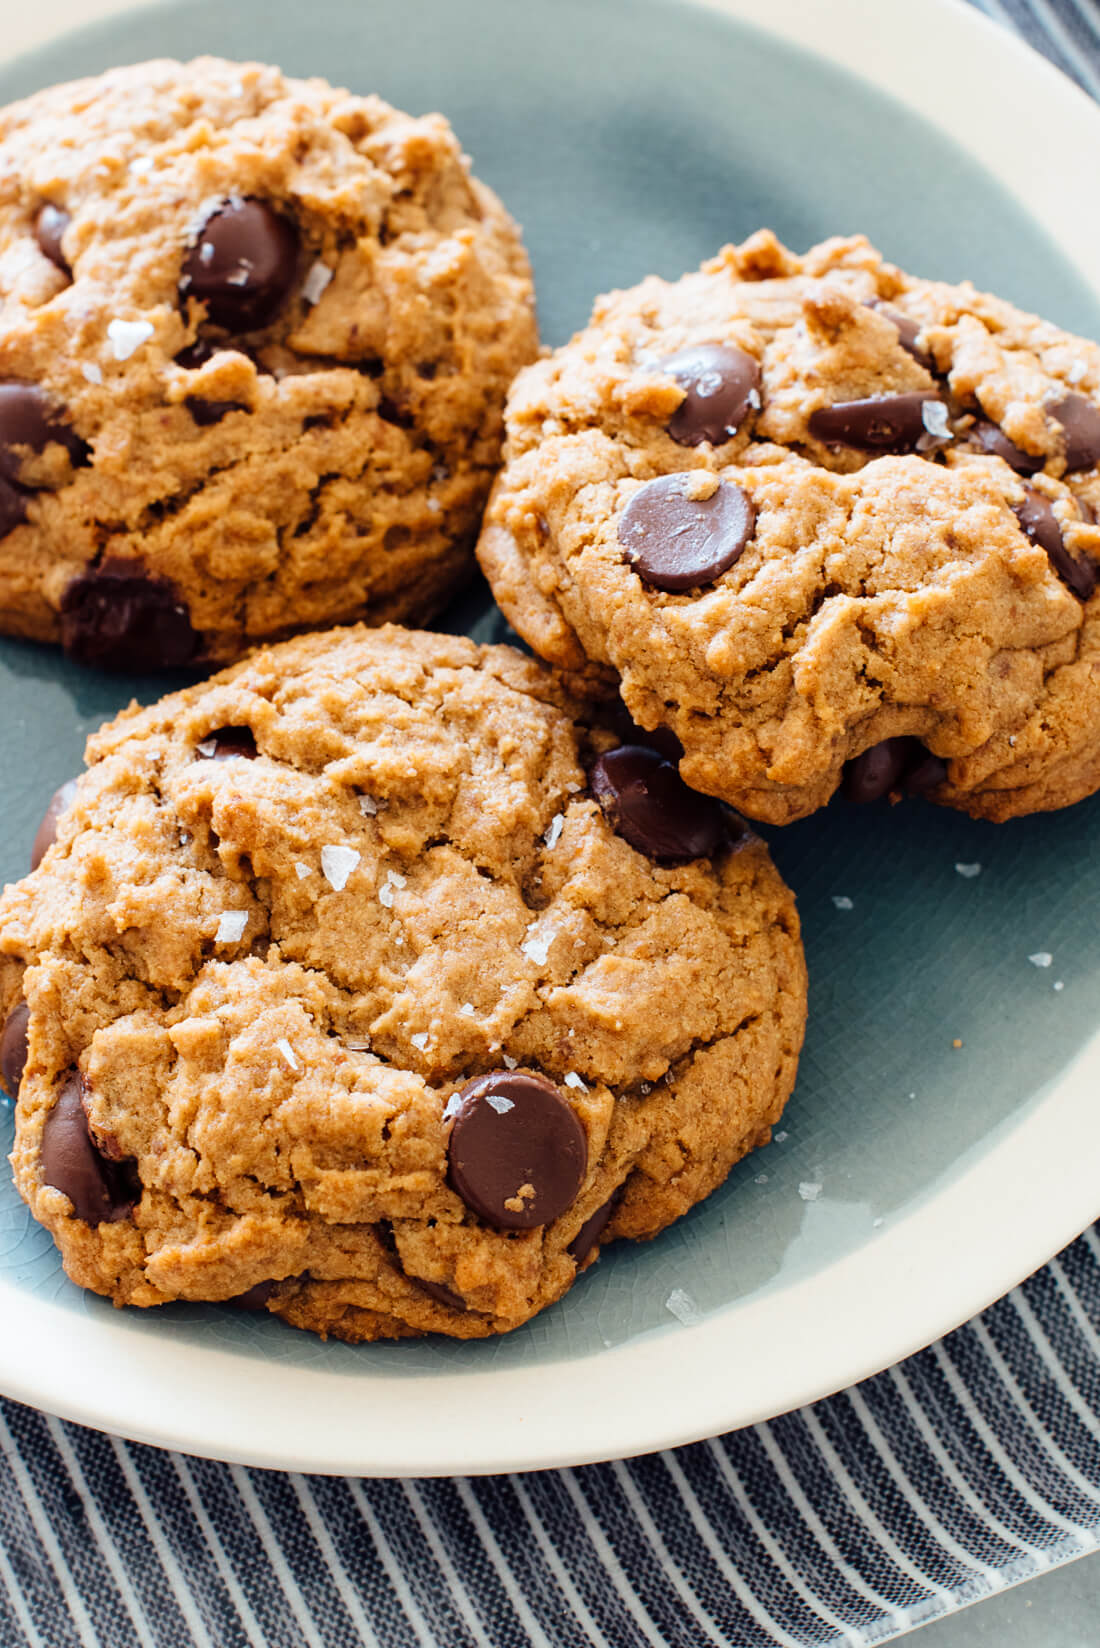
top-left (446, 1071), bottom-right (587, 1231)
top-left (0, 383), bottom-right (87, 479)
top-left (180, 198), bottom-right (300, 332)
top-left (185, 396), bottom-right (249, 426)
top-left (196, 727), bottom-right (258, 761)
top-left (567, 1186), bottom-right (624, 1265)
top-left (0, 475), bottom-right (29, 538)
top-left (841, 738), bottom-right (913, 804)
top-left (40, 1072), bottom-right (138, 1225)
top-left (658, 344), bottom-right (761, 446)
top-left (60, 558), bottom-right (201, 671)
top-left (619, 474), bottom-right (755, 592)
top-left (228, 1279), bottom-right (279, 1310)
top-left (808, 392), bottom-right (945, 453)
top-left (904, 751), bottom-right (949, 796)
top-left (1051, 393), bottom-right (1100, 473)
top-left (34, 204), bottom-right (71, 275)
top-left (30, 776), bottom-right (79, 871)
top-left (865, 300), bottom-right (931, 366)
top-left (605, 701), bottom-right (684, 764)
top-left (408, 1275), bottom-right (467, 1311)
top-left (1014, 488), bottom-right (1098, 601)
top-left (972, 419), bottom-right (1044, 475)
top-left (592, 744), bottom-right (725, 862)
top-left (0, 1000), bottom-right (30, 1097)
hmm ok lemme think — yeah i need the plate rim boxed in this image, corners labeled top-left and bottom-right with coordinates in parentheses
top-left (0, 0), bottom-right (1098, 1477)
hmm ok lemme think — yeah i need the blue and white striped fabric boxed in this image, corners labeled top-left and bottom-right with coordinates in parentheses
top-left (1, 4), bottom-right (1099, 1644)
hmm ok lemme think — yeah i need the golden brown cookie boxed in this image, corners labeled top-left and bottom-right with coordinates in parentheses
top-left (477, 231), bottom-right (1100, 823)
top-left (0, 58), bottom-right (537, 668)
top-left (0, 625), bottom-right (806, 1341)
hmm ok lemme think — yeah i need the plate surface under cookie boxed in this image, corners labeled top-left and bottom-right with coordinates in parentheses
top-left (0, 0), bottom-right (1099, 1476)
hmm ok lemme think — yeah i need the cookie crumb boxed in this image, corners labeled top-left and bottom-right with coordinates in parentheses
top-left (321, 844), bottom-right (360, 891)
top-left (214, 910), bottom-right (247, 944)
top-left (275, 1038), bottom-right (300, 1073)
top-left (952, 1038), bottom-right (963, 1049)
top-left (1028, 951), bottom-right (1053, 968)
top-left (955, 862), bottom-right (981, 878)
top-left (665, 1287), bottom-right (702, 1325)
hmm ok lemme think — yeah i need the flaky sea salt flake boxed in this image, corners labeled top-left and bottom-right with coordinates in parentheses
top-left (459, 1002), bottom-right (475, 1017)
top-left (543, 814), bottom-right (564, 849)
top-left (564, 1071), bottom-right (587, 1092)
top-left (921, 399), bottom-right (951, 439)
top-left (832, 895), bottom-right (854, 911)
top-left (665, 1288), bottom-right (702, 1326)
top-left (357, 794), bottom-right (379, 817)
top-left (81, 362), bottom-right (103, 385)
top-left (294, 862), bottom-right (310, 880)
top-left (1028, 951), bottom-right (1053, 969)
top-left (1053, 980), bottom-right (1065, 992)
top-left (378, 868), bottom-right (407, 908)
top-left (275, 1038), bottom-right (301, 1073)
top-left (107, 318), bottom-right (154, 361)
top-left (411, 1032), bottom-right (429, 1051)
top-left (485, 1094), bottom-right (515, 1115)
top-left (302, 260), bottom-right (334, 305)
top-left (214, 910), bottom-right (248, 944)
top-left (502, 1054), bottom-right (518, 1070)
top-left (521, 929), bottom-right (551, 966)
top-left (321, 843), bottom-right (360, 891)
top-left (955, 862), bottom-right (981, 878)
top-left (798, 1181), bottom-right (822, 1202)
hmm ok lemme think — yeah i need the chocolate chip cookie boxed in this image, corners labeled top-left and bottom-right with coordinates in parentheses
top-left (478, 232), bottom-right (1100, 823)
top-left (0, 625), bottom-right (805, 1341)
top-left (0, 58), bottom-right (537, 669)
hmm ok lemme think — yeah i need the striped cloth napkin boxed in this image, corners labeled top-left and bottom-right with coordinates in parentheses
top-left (1, 2), bottom-right (1098, 1644)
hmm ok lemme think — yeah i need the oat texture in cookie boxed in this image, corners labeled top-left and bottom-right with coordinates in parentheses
top-left (0, 625), bottom-right (806, 1341)
top-left (0, 58), bottom-right (537, 669)
top-left (478, 232), bottom-right (1100, 823)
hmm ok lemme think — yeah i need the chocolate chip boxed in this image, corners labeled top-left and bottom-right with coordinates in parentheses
top-left (0, 1000), bottom-right (29, 1097)
top-left (180, 198), bottom-right (300, 332)
top-left (658, 344), bottom-right (761, 446)
top-left (904, 751), bottom-right (949, 796)
top-left (175, 338), bottom-right (219, 369)
top-left (591, 744), bottom-right (724, 862)
top-left (408, 1276), bottom-right (467, 1311)
top-left (972, 419), bottom-right (1044, 474)
top-left (60, 557), bottom-right (200, 671)
top-left (808, 392), bottom-right (945, 453)
top-left (196, 727), bottom-right (257, 760)
top-left (446, 1071), bottom-right (587, 1231)
top-left (864, 300), bottom-right (931, 366)
top-left (1051, 394), bottom-right (1100, 473)
top-left (843, 738), bottom-right (948, 803)
top-left (30, 777), bottom-right (79, 871)
top-left (567, 1186), bottom-right (623, 1265)
top-left (0, 383), bottom-right (87, 480)
top-left (34, 204), bottom-right (71, 275)
top-left (1014, 487), bottom-right (1097, 600)
top-left (228, 1279), bottom-right (278, 1310)
top-left (0, 475), bottom-right (29, 537)
top-left (841, 738), bottom-right (914, 804)
top-left (185, 396), bottom-right (249, 426)
top-left (40, 1072), bottom-right (138, 1225)
top-left (619, 475), bottom-right (755, 592)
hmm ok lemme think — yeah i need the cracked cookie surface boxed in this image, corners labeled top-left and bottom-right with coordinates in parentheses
top-left (477, 232), bottom-right (1100, 823)
top-left (0, 57), bottom-right (537, 668)
top-left (0, 624), bottom-right (805, 1341)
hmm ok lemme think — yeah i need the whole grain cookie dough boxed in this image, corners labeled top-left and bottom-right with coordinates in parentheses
top-left (0, 625), bottom-right (805, 1341)
top-left (0, 57), bottom-right (537, 669)
top-left (477, 232), bottom-right (1100, 823)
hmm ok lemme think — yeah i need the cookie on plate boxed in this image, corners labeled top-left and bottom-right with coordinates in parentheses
top-left (477, 231), bottom-right (1100, 823)
top-left (0, 625), bottom-right (806, 1341)
top-left (0, 57), bottom-right (537, 669)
